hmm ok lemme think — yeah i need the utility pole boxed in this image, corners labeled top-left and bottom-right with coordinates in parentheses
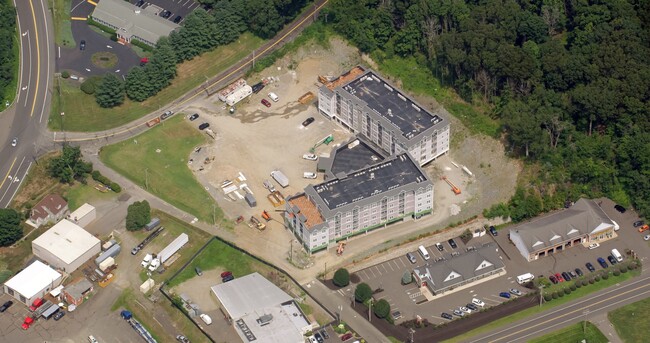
top-left (539, 285), bottom-right (545, 307)
top-left (252, 50), bottom-right (255, 70)
top-left (289, 239), bottom-right (293, 263)
top-left (212, 203), bottom-right (216, 225)
top-left (145, 168), bottom-right (149, 190)
top-left (368, 299), bottom-right (372, 322)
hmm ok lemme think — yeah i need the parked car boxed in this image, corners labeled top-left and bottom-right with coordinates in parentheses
top-left (0, 300), bottom-right (13, 313)
top-left (321, 330), bottom-right (329, 339)
top-left (261, 99), bottom-right (271, 107)
top-left (222, 274), bottom-right (234, 282)
top-left (555, 273), bottom-right (564, 282)
top-left (452, 309), bottom-right (465, 317)
top-left (11, 138), bottom-right (17, 147)
top-left (391, 311), bottom-right (402, 321)
top-left (176, 335), bottom-right (190, 343)
top-left (607, 255), bottom-right (618, 265)
top-left (195, 267), bottom-right (203, 276)
top-left (633, 220), bottom-right (645, 227)
top-left (173, 15), bottom-right (182, 24)
top-left (499, 292), bottom-right (511, 299)
top-left (314, 332), bottom-right (324, 343)
top-left (441, 312), bottom-right (453, 320)
top-left (160, 110), bottom-right (173, 120)
top-left (588, 243), bottom-right (600, 250)
top-left (638, 224), bottom-right (650, 233)
top-left (597, 257), bottom-right (608, 268)
top-left (161, 10), bottom-right (172, 19)
top-left (88, 335), bottom-right (98, 343)
top-left (80, 40), bottom-right (86, 50)
top-left (251, 82), bottom-right (265, 94)
top-left (131, 247), bottom-right (140, 255)
top-left (466, 303), bottom-right (478, 311)
top-left (341, 333), bottom-right (353, 341)
top-left (575, 268), bottom-right (584, 277)
top-left (549, 275), bottom-right (558, 284)
top-left (198, 123), bottom-right (210, 130)
top-left (509, 288), bottom-right (522, 296)
top-left (561, 272), bottom-right (571, 281)
top-left (435, 243), bottom-right (444, 252)
top-left (303, 172), bottom-right (317, 179)
top-left (471, 298), bottom-right (485, 307)
top-left (644, 234), bottom-right (650, 241)
top-left (303, 153), bottom-right (318, 161)
top-left (188, 113), bottom-right (199, 121)
top-left (459, 306), bottom-right (471, 314)
top-left (448, 239), bottom-right (458, 249)
top-left (302, 117), bottom-right (315, 127)
top-left (614, 204), bottom-right (626, 213)
top-left (586, 262), bottom-right (596, 272)
top-left (53, 310), bottom-right (65, 320)
top-left (489, 226), bottom-right (498, 236)
top-left (136, 0), bottom-right (144, 7)
top-left (569, 270), bottom-right (578, 279)
top-left (221, 271), bottom-right (232, 278)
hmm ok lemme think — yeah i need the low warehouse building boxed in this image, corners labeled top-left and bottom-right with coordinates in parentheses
top-left (210, 273), bottom-right (312, 343)
top-left (62, 279), bottom-right (94, 306)
top-left (67, 203), bottom-right (96, 228)
top-left (3, 260), bottom-right (62, 305)
top-left (32, 219), bottom-right (101, 273)
top-left (509, 198), bottom-right (618, 262)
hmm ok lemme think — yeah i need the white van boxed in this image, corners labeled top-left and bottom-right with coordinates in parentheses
top-left (418, 245), bottom-right (430, 260)
top-left (516, 272), bottom-right (535, 285)
top-left (268, 92), bottom-right (279, 102)
top-left (200, 313), bottom-right (212, 325)
top-left (611, 248), bottom-right (623, 262)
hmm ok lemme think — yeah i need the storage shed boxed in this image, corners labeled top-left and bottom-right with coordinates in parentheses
top-left (67, 203), bottom-right (96, 228)
top-left (95, 243), bottom-right (121, 266)
top-left (245, 193), bottom-right (257, 207)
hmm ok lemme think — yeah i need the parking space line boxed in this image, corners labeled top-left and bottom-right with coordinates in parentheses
top-left (374, 266), bottom-right (383, 276)
top-left (390, 260), bottom-right (399, 271)
top-left (368, 267), bottom-right (376, 278)
top-left (384, 262), bottom-right (392, 272)
top-left (359, 270), bottom-right (368, 281)
top-left (399, 258), bottom-right (407, 268)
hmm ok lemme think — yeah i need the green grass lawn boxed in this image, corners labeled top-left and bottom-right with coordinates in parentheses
top-left (609, 296), bottom-right (650, 342)
top-left (100, 115), bottom-right (220, 223)
top-left (167, 238), bottom-right (272, 288)
top-left (65, 183), bottom-right (117, 212)
top-left (444, 267), bottom-right (640, 343)
top-left (49, 0), bottom-right (74, 47)
top-left (528, 321), bottom-right (608, 343)
top-left (50, 33), bottom-right (263, 132)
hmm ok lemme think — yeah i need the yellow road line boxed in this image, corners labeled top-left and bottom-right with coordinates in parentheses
top-left (489, 279), bottom-right (650, 342)
top-left (71, 17), bottom-right (87, 21)
top-left (60, 0), bottom-right (331, 143)
top-left (28, 0), bottom-right (40, 118)
top-left (87, 0), bottom-right (97, 6)
top-left (0, 157), bottom-right (17, 190)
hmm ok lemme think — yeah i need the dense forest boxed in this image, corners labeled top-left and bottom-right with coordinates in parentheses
top-left (322, 0), bottom-right (650, 220)
top-left (0, 0), bottom-right (16, 102)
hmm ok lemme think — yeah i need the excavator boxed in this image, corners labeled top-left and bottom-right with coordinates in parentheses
top-left (441, 176), bottom-right (461, 195)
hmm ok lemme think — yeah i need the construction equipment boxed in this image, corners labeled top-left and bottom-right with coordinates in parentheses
top-left (441, 176), bottom-right (461, 195)
top-left (236, 216), bottom-right (244, 224)
top-left (261, 210), bottom-right (271, 221)
top-left (298, 91), bottom-right (315, 104)
top-left (310, 134), bottom-right (334, 153)
top-left (250, 216), bottom-right (266, 230)
top-left (336, 242), bottom-right (346, 256)
top-left (267, 190), bottom-right (285, 207)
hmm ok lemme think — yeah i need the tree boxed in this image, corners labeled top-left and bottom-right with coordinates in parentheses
top-left (0, 209), bottom-right (23, 247)
top-left (332, 268), bottom-right (350, 287)
top-left (373, 298), bottom-right (390, 319)
top-left (126, 200), bottom-right (151, 231)
top-left (401, 271), bottom-right (413, 285)
top-left (48, 145), bottom-right (93, 183)
top-left (125, 66), bottom-right (153, 102)
top-left (354, 283), bottom-right (372, 303)
top-left (95, 73), bottom-right (125, 108)
top-left (80, 78), bottom-right (96, 94)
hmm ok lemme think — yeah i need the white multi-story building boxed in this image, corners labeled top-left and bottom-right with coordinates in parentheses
top-left (319, 67), bottom-right (450, 166)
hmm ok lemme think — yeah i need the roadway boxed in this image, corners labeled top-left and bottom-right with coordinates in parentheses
top-left (466, 270), bottom-right (650, 342)
top-left (0, 0), bottom-right (53, 208)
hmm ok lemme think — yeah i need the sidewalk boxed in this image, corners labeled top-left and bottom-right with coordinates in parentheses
top-left (590, 312), bottom-right (623, 343)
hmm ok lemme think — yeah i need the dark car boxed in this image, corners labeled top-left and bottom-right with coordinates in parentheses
top-left (161, 10), bottom-right (172, 19)
top-left (466, 303), bottom-right (478, 311)
top-left (80, 40), bottom-right (86, 50)
top-left (173, 16), bottom-right (182, 24)
top-left (302, 117), bottom-right (315, 127)
top-left (261, 99), bottom-right (271, 107)
top-left (561, 272), bottom-right (571, 281)
top-left (575, 268), bottom-right (584, 277)
top-left (53, 310), bottom-right (65, 321)
top-left (0, 300), bottom-right (13, 313)
top-left (448, 239), bottom-right (458, 249)
top-left (614, 204), bottom-right (626, 213)
top-left (441, 312), bottom-right (453, 320)
top-left (320, 330), bottom-right (329, 339)
top-left (607, 255), bottom-right (618, 265)
top-left (189, 113), bottom-right (199, 121)
top-left (634, 220), bottom-right (645, 228)
top-left (586, 262), bottom-right (596, 272)
top-left (222, 274), bottom-right (234, 282)
top-left (198, 122), bottom-right (210, 130)
top-left (549, 275), bottom-right (558, 284)
top-left (341, 332), bottom-right (353, 341)
top-left (435, 243), bottom-right (444, 252)
top-left (597, 257), bottom-right (608, 268)
top-left (489, 226), bottom-right (498, 236)
top-left (252, 82), bottom-right (265, 94)
top-left (195, 267), bottom-right (203, 276)
top-left (160, 110), bottom-right (173, 120)
top-left (499, 292), bottom-right (511, 299)
top-left (314, 332), bottom-right (324, 343)
top-left (135, 0), bottom-right (144, 7)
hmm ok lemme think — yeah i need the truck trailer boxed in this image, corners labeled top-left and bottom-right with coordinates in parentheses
top-left (270, 170), bottom-right (289, 188)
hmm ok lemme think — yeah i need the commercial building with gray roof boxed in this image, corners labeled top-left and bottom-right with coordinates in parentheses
top-left (509, 198), bottom-right (618, 262)
top-left (285, 153), bottom-right (433, 253)
top-left (412, 244), bottom-right (505, 295)
top-left (91, 0), bottom-right (179, 47)
top-left (317, 137), bottom-right (386, 180)
top-left (319, 67), bottom-right (450, 166)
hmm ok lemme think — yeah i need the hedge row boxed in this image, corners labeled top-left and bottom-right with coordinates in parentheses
top-left (91, 170), bottom-right (121, 193)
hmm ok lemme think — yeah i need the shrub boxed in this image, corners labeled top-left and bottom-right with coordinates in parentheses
top-left (61, 71), bottom-right (70, 78)
top-left (582, 280), bottom-right (588, 287)
top-left (333, 268), bottom-right (350, 287)
top-left (354, 283), bottom-right (372, 303)
top-left (110, 182), bottom-right (121, 193)
top-left (544, 294), bottom-right (552, 301)
top-left (558, 291), bottom-right (564, 297)
top-left (570, 284), bottom-right (577, 291)
top-left (373, 299), bottom-right (390, 319)
top-left (80, 79), bottom-right (96, 94)
top-left (575, 282), bottom-right (582, 288)
top-left (564, 288), bottom-right (571, 295)
top-left (602, 273), bottom-right (609, 280)
top-left (613, 270), bottom-right (620, 276)
top-left (594, 275), bottom-right (601, 282)
top-left (589, 278), bottom-right (595, 284)
top-left (551, 292), bottom-right (558, 299)
top-left (620, 266), bottom-right (627, 273)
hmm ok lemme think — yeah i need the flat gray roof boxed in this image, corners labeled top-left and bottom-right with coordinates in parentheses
top-left (313, 153), bottom-right (428, 210)
top-left (330, 138), bottom-right (386, 176)
top-left (92, 0), bottom-right (179, 45)
top-left (342, 71), bottom-right (444, 139)
top-left (211, 272), bottom-right (292, 319)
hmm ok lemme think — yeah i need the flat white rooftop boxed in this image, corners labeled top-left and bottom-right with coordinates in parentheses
top-left (69, 203), bottom-right (95, 220)
top-left (32, 219), bottom-right (100, 264)
top-left (4, 260), bottom-right (61, 299)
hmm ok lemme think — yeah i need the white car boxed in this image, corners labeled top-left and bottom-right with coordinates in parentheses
top-left (141, 254), bottom-right (152, 268)
top-left (459, 306), bottom-right (471, 314)
top-left (302, 153), bottom-right (318, 161)
top-left (11, 138), bottom-right (17, 147)
top-left (588, 243), bottom-right (600, 250)
top-left (303, 172), bottom-right (317, 179)
top-left (88, 336), bottom-right (98, 343)
top-left (148, 258), bottom-right (160, 272)
top-left (509, 288), bottom-right (522, 296)
top-left (644, 235), bottom-right (650, 241)
top-left (472, 298), bottom-right (485, 307)
top-left (200, 313), bottom-right (212, 325)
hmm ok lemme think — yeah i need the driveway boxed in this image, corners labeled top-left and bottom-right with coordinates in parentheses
top-left (56, 0), bottom-right (142, 78)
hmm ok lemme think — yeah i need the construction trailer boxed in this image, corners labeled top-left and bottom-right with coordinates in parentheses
top-left (245, 193), bottom-right (257, 208)
top-left (270, 170), bottom-right (289, 188)
top-left (158, 233), bottom-right (189, 264)
top-left (225, 85), bottom-right (253, 106)
top-left (218, 78), bottom-right (246, 102)
top-left (95, 243), bottom-right (121, 266)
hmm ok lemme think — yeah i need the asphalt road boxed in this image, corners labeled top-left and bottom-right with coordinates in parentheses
top-left (466, 270), bottom-right (650, 342)
top-left (0, 0), bottom-right (53, 208)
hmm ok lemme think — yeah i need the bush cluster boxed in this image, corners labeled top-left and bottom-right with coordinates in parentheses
top-left (91, 170), bottom-right (121, 193)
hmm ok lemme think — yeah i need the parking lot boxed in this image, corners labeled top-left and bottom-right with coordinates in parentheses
top-left (128, 0), bottom-right (201, 23)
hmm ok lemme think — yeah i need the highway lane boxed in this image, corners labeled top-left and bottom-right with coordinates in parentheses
top-left (0, 0), bottom-right (53, 208)
top-left (466, 271), bottom-right (650, 342)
